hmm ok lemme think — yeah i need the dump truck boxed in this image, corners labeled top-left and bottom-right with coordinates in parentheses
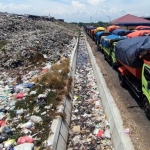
top-left (95, 31), bottom-right (111, 51)
top-left (93, 27), bottom-right (106, 41)
top-left (115, 36), bottom-right (150, 118)
top-left (101, 34), bottom-right (127, 68)
top-left (85, 26), bottom-right (96, 36)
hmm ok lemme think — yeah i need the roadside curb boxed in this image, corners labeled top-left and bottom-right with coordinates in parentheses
top-left (84, 34), bottom-right (135, 150)
top-left (48, 37), bottom-right (79, 150)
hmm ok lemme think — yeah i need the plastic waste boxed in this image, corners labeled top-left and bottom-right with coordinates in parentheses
top-left (23, 83), bottom-right (34, 88)
top-left (29, 90), bottom-right (36, 95)
top-left (21, 128), bottom-right (32, 134)
top-left (124, 128), bottom-right (130, 134)
top-left (30, 115), bottom-right (42, 124)
top-left (16, 92), bottom-right (24, 99)
top-left (36, 94), bottom-right (47, 106)
top-left (0, 134), bottom-right (8, 143)
top-left (3, 139), bottom-right (16, 148)
top-left (97, 130), bottom-right (104, 138)
top-left (0, 120), bottom-right (7, 127)
top-left (1, 126), bottom-right (12, 134)
top-left (0, 112), bottom-right (6, 120)
top-left (14, 143), bottom-right (34, 150)
top-left (15, 108), bottom-right (24, 115)
top-left (17, 135), bottom-right (34, 144)
top-left (17, 121), bottom-right (34, 129)
top-left (14, 84), bottom-right (24, 93)
top-left (104, 128), bottom-right (111, 139)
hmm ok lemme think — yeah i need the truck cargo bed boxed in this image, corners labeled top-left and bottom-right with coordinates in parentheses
top-left (118, 59), bottom-right (142, 80)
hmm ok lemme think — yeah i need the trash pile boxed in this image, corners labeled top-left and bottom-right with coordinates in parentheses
top-left (0, 12), bottom-right (78, 69)
top-left (0, 56), bottom-right (76, 149)
top-left (67, 35), bottom-right (114, 150)
top-left (0, 12), bottom-right (78, 150)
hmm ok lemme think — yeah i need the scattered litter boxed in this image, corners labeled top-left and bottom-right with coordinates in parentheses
top-left (67, 34), bottom-right (113, 149)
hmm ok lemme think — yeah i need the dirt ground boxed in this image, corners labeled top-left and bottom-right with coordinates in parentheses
top-left (86, 34), bottom-right (150, 150)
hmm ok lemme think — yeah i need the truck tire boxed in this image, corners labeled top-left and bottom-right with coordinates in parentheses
top-left (101, 49), bottom-right (104, 54)
top-left (118, 72), bottom-right (126, 87)
top-left (143, 97), bottom-right (150, 119)
top-left (104, 52), bottom-right (107, 60)
top-left (110, 57), bottom-right (115, 69)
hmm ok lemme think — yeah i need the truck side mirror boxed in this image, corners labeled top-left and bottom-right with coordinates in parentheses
top-left (148, 81), bottom-right (150, 89)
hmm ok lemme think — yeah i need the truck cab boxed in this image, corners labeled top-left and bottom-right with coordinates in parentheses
top-left (142, 58), bottom-right (150, 117)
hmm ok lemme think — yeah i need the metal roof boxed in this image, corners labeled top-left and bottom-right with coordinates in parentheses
top-left (111, 14), bottom-right (150, 25)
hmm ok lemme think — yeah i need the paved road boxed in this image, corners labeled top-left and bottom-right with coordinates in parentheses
top-left (86, 34), bottom-right (150, 150)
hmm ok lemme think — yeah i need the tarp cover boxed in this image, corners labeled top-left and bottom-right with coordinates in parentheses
top-left (95, 31), bottom-right (104, 40)
top-left (112, 29), bottom-right (131, 36)
top-left (94, 27), bottom-right (106, 34)
top-left (95, 31), bottom-right (111, 41)
top-left (136, 26), bottom-right (150, 30)
top-left (101, 34), bottom-right (127, 48)
top-left (126, 30), bottom-right (150, 38)
top-left (106, 25), bottom-right (120, 32)
top-left (115, 36), bottom-right (150, 67)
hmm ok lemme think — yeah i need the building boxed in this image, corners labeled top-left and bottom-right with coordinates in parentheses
top-left (110, 14), bottom-right (150, 30)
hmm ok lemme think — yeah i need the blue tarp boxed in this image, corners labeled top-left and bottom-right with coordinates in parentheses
top-left (115, 36), bottom-right (150, 67)
top-left (95, 31), bottom-right (103, 40)
top-left (101, 34), bottom-right (127, 48)
top-left (95, 31), bottom-right (111, 41)
top-left (112, 29), bottom-right (131, 36)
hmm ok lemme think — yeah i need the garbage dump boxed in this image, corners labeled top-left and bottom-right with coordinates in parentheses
top-left (67, 35), bottom-right (114, 150)
top-left (0, 12), bottom-right (79, 150)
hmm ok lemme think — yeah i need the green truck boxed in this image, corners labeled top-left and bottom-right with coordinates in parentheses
top-left (101, 34), bottom-right (127, 69)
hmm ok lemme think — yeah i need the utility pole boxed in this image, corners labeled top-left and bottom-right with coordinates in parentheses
top-left (106, 15), bottom-right (111, 23)
top-left (90, 16), bottom-right (92, 23)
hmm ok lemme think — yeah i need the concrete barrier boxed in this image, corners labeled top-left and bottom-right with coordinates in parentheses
top-left (84, 34), bottom-right (135, 150)
top-left (48, 37), bottom-right (79, 150)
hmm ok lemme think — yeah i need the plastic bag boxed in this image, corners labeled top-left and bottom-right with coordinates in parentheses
top-left (16, 92), bottom-right (24, 99)
top-left (14, 143), bottom-right (34, 150)
top-left (30, 116), bottom-right (42, 124)
top-left (3, 139), bottom-right (15, 148)
top-left (17, 136), bottom-right (34, 144)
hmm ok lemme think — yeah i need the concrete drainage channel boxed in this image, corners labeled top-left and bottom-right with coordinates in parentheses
top-left (48, 31), bottom-right (135, 150)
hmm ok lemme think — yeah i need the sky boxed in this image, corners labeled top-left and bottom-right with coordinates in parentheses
top-left (0, 0), bottom-right (150, 23)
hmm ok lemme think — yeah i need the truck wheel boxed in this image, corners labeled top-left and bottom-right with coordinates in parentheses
top-left (143, 97), bottom-right (150, 119)
top-left (110, 58), bottom-right (115, 69)
top-left (118, 72), bottom-right (126, 87)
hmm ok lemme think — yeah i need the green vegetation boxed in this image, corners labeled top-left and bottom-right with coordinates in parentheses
top-left (71, 21), bottom-right (109, 28)
top-left (0, 40), bottom-right (8, 49)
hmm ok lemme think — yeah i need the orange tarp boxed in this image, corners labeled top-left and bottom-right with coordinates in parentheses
top-left (106, 25), bottom-right (120, 32)
top-left (136, 26), bottom-right (150, 30)
top-left (126, 30), bottom-right (150, 38)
